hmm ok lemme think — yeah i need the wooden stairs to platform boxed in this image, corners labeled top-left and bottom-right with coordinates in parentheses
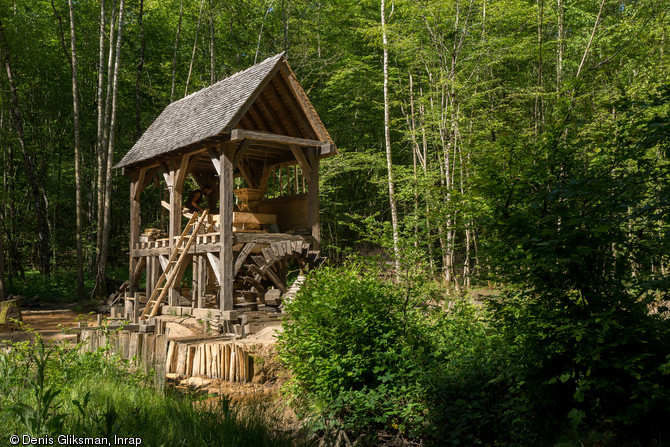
top-left (140, 210), bottom-right (209, 320)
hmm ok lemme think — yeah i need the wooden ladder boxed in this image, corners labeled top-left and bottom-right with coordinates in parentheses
top-left (140, 210), bottom-right (209, 320)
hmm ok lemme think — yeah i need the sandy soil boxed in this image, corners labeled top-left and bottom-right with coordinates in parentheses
top-left (0, 310), bottom-right (98, 344)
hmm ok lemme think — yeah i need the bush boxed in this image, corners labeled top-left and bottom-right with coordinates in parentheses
top-left (489, 291), bottom-right (670, 444)
top-left (278, 266), bottom-right (432, 441)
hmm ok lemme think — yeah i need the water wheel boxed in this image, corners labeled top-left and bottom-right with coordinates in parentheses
top-left (233, 240), bottom-right (325, 310)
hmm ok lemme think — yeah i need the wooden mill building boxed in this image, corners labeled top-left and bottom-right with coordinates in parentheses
top-left (114, 53), bottom-right (335, 323)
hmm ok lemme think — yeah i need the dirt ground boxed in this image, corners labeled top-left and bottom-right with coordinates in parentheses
top-left (0, 309), bottom-right (99, 344)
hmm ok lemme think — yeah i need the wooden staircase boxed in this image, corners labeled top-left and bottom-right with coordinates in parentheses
top-left (140, 210), bottom-right (209, 320)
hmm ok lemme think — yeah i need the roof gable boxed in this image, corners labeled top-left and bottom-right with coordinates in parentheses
top-left (115, 53), bottom-right (331, 169)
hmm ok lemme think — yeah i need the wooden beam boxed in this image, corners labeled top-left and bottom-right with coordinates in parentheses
top-left (290, 144), bottom-right (312, 182)
top-left (232, 139), bottom-right (250, 170)
top-left (158, 255), bottom-right (168, 271)
top-left (307, 148), bottom-right (320, 249)
top-left (208, 146), bottom-right (221, 175)
top-left (272, 75), bottom-right (318, 139)
top-left (206, 252), bottom-right (222, 284)
top-left (139, 167), bottom-right (160, 199)
top-left (185, 153), bottom-right (201, 178)
top-left (278, 61), bottom-right (332, 143)
top-left (129, 170), bottom-right (142, 294)
top-left (263, 80), bottom-right (303, 137)
top-left (237, 161), bottom-right (255, 188)
top-left (220, 143), bottom-right (234, 311)
top-left (255, 93), bottom-right (289, 135)
top-left (175, 154), bottom-right (191, 190)
top-left (320, 143), bottom-right (337, 157)
top-left (223, 60), bottom-right (282, 133)
top-left (234, 243), bottom-right (254, 276)
top-left (231, 129), bottom-right (325, 148)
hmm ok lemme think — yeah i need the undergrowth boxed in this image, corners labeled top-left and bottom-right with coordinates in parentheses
top-left (0, 332), bottom-right (306, 447)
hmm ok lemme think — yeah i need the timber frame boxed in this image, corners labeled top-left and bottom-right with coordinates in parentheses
top-left (115, 54), bottom-right (335, 323)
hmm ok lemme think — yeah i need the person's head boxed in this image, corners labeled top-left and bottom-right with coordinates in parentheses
top-left (203, 185), bottom-right (212, 194)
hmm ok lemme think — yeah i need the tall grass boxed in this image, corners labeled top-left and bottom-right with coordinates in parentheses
top-left (0, 334), bottom-right (306, 446)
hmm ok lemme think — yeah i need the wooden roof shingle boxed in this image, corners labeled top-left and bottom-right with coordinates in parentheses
top-left (116, 53), bottom-right (299, 169)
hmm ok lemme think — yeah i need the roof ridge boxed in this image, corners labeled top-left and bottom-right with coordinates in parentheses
top-left (168, 53), bottom-right (284, 108)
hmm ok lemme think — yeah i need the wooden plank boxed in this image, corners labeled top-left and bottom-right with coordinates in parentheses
top-left (262, 247), bottom-right (276, 265)
top-left (200, 345), bottom-right (206, 376)
top-left (220, 143), bottom-right (234, 311)
top-left (233, 243), bottom-right (254, 276)
top-left (165, 341), bottom-right (175, 373)
top-left (223, 344), bottom-right (229, 380)
top-left (206, 252), bottom-right (221, 284)
top-left (233, 233), bottom-right (314, 245)
top-left (231, 129), bottom-right (325, 148)
top-left (233, 212), bottom-right (277, 225)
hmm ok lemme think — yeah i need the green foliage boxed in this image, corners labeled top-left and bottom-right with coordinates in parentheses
top-left (278, 265), bottom-right (516, 444)
top-left (0, 335), bottom-right (305, 447)
top-left (489, 292), bottom-right (670, 442)
top-left (278, 266), bottom-right (431, 440)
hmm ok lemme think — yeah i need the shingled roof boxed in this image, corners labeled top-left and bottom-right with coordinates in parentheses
top-left (116, 53), bottom-right (319, 169)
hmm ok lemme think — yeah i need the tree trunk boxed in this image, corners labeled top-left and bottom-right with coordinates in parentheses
top-left (170, 0), bottom-right (184, 102)
top-left (135, 0), bottom-right (145, 140)
top-left (209, 0), bottom-right (215, 84)
top-left (576, 0), bottom-right (606, 79)
top-left (68, 0), bottom-right (85, 301)
top-left (535, 0), bottom-right (544, 137)
top-left (0, 217), bottom-right (6, 300)
top-left (556, 0), bottom-right (563, 91)
top-left (92, 0), bottom-right (106, 273)
top-left (381, 0), bottom-right (400, 277)
top-left (0, 19), bottom-right (51, 275)
top-left (185, 0), bottom-right (205, 96)
top-left (255, 6), bottom-right (271, 64)
top-left (97, 0), bottom-right (116, 267)
top-left (95, 0), bottom-right (124, 299)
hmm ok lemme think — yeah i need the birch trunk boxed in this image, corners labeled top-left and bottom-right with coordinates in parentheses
top-left (556, 0), bottom-right (563, 91)
top-left (170, 0), bottom-right (184, 102)
top-left (95, 0), bottom-right (124, 299)
top-left (97, 0), bottom-right (116, 266)
top-left (135, 0), bottom-right (145, 139)
top-left (209, 0), bottom-right (215, 84)
top-left (381, 0), bottom-right (400, 277)
top-left (535, 0), bottom-right (544, 137)
top-left (93, 0), bottom-right (106, 274)
top-left (68, 0), bottom-right (85, 301)
top-left (185, 0), bottom-right (205, 96)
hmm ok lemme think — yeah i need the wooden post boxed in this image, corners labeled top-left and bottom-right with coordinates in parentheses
top-left (129, 170), bottom-right (142, 294)
top-left (198, 255), bottom-right (207, 308)
top-left (307, 148), bottom-right (320, 249)
top-left (220, 143), bottom-right (234, 311)
top-left (168, 158), bottom-right (187, 306)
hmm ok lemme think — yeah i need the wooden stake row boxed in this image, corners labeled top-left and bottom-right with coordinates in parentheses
top-left (165, 341), bottom-right (253, 382)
